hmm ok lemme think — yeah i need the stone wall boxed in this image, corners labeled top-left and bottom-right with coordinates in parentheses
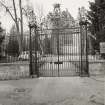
top-left (0, 63), bottom-right (30, 80)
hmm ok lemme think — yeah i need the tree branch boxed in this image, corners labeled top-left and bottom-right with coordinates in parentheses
top-left (12, 0), bottom-right (19, 31)
top-left (0, 1), bottom-right (16, 22)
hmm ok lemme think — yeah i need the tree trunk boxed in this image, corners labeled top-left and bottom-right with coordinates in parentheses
top-left (12, 0), bottom-right (22, 53)
top-left (19, 0), bottom-right (23, 51)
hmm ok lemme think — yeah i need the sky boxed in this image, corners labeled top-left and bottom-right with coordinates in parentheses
top-left (0, 0), bottom-right (94, 32)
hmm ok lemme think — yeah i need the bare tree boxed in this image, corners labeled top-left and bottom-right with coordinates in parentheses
top-left (34, 3), bottom-right (44, 27)
top-left (0, 0), bottom-right (23, 53)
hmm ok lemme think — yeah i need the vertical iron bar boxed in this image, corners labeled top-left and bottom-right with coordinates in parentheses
top-left (85, 25), bottom-right (89, 76)
top-left (34, 27), bottom-right (39, 77)
top-left (79, 27), bottom-right (81, 74)
top-left (29, 26), bottom-right (33, 76)
top-left (57, 28), bottom-right (60, 77)
top-left (80, 25), bottom-right (83, 76)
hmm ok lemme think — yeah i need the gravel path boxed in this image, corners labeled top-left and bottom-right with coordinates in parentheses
top-left (0, 77), bottom-right (104, 105)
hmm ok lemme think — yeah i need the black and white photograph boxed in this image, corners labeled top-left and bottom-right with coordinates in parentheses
top-left (0, 0), bottom-right (105, 104)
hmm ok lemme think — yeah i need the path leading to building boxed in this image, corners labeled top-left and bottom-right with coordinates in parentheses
top-left (0, 76), bottom-right (104, 105)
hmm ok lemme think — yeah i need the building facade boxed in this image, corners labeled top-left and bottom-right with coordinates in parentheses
top-left (46, 4), bottom-right (80, 55)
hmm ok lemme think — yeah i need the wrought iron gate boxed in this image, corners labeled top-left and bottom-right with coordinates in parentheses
top-left (29, 24), bottom-right (89, 77)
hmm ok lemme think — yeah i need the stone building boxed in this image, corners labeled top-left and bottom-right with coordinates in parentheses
top-left (46, 4), bottom-right (78, 55)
